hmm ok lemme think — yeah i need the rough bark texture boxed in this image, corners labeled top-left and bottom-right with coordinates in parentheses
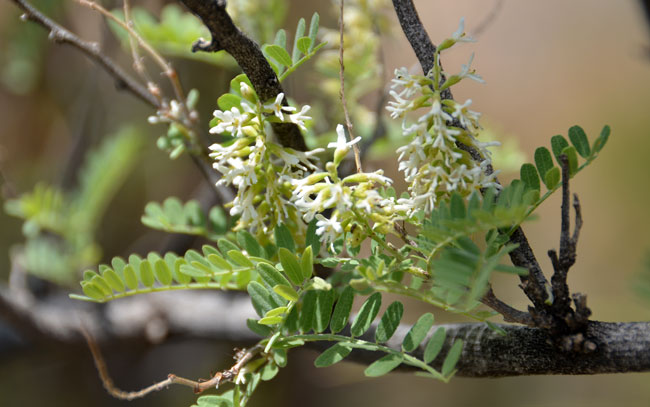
top-left (3, 287), bottom-right (649, 377)
top-left (178, 0), bottom-right (307, 151)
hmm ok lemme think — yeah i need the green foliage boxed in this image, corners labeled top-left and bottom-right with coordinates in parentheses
top-left (4, 127), bottom-right (142, 284)
top-left (109, 5), bottom-right (236, 67)
top-left (141, 197), bottom-right (229, 240)
top-left (429, 237), bottom-right (525, 311)
top-left (262, 13), bottom-right (326, 82)
top-left (516, 125), bottom-right (610, 210)
top-left (71, 240), bottom-right (265, 302)
top-left (272, 291), bottom-right (462, 382)
top-left (46, 5), bottom-right (613, 404)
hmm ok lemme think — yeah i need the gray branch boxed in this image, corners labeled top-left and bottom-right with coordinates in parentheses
top-left (2, 286), bottom-right (649, 377)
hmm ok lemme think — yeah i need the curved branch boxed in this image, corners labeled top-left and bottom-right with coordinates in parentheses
top-left (3, 286), bottom-right (649, 377)
top-left (9, 0), bottom-right (159, 108)
top-left (178, 0), bottom-right (307, 151)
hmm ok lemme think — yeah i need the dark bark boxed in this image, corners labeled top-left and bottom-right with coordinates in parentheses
top-left (178, 0), bottom-right (307, 151)
top-left (3, 287), bottom-right (649, 377)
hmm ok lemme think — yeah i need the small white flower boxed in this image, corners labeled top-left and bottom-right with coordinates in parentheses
top-left (390, 67), bottom-right (423, 98)
top-left (315, 213), bottom-right (343, 251)
top-left (169, 100), bottom-right (182, 120)
top-left (287, 105), bottom-right (312, 130)
top-left (451, 17), bottom-right (475, 43)
top-left (451, 99), bottom-right (482, 130)
top-left (210, 107), bottom-right (252, 137)
top-left (328, 124), bottom-right (361, 165)
top-left (386, 90), bottom-right (412, 119)
top-left (263, 93), bottom-right (286, 120)
top-left (459, 53), bottom-right (485, 83)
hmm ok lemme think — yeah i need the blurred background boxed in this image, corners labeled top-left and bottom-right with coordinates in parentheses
top-left (1, 0), bottom-right (650, 406)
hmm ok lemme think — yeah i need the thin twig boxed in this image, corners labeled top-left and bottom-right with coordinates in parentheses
top-left (76, 0), bottom-right (191, 125)
top-left (549, 155), bottom-right (586, 320)
top-left (123, 0), bottom-right (159, 100)
top-left (472, 0), bottom-right (504, 37)
top-left (480, 286), bottom-right (533, 325)
top-left (339, 0), bottom-right (362, 173)
top-left (9, 0), bottom-right (158, 108)
top-left (80, 323), bottom-right (263, 399)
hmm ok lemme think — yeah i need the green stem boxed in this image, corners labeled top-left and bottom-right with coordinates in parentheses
top-left (275, 333), bottom-right (446, 381)
top-left (69, 281), bottom-right (245, 303)
top-left (370, 280), bottom-right (489, 322)
top-left (277, 42), bottom-right (327, 82)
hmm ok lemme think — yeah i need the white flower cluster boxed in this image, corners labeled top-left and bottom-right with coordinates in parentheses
top-left (289, 126), bottom-right (402, 250)
top-left (387, 20), bottom-right (499, 214)
top-left (210, 97), bottom-right (403, 248)
top-left (209, 83), bottom-right (318, 233)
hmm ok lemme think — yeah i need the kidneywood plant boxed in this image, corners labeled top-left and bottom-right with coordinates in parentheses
top-left (4, 0), bottom-right (650, 406)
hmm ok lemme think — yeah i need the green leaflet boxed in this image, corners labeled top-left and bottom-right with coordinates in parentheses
top-left (237, 230), bottom-right (264, 258)
top-left (248, 281), bottom-right (277, 318)
top-left (551, 135), bottom-right (570, 164)
top-left (247, 318), bottom-right (272, 337)
top-left (299, 290), bottom-right (318, 333)
top-left (291, 17), bottom-right (306, 64)
top-left (274, 224), bottom-right (295, 252)
top-left (375, 301), bottom-right (404, 343)
top-left (263, 44), bottom-right (293, 68)
top-left (441, 339), bottom-right (464, 378)
top-left (273, 284), bottom-right (300, 302)
top-left (520, 163), bottom-right (540, 192)
top-left (330, 286), bottom-right (354, 334)
top-left (141, 197), bottom-right (228, 241)
top-left (314, 343), bottom-right (352, 367)
top-left (278, 248), bottom-right (303, 285)
top-left (534, 147), bottom-right (554, 188)
top-left (257, 263), bottom-right (292, 288)
top-left (301, 246), bottom-right (314, 280)
top-left (350, 292), bottom-right (382, 337)
top-left (568, 125), bottom-right (590, 158)
top-left (423, 327), bottom-right (446, 364)
top-left (305, 218), bottom-right (321, 254)
top-left (313, 289), bottom-right (335, 333)
top-left (364, 354), bottom-right (404, 377)
top-left (402, 313), bottom-right (434, 352)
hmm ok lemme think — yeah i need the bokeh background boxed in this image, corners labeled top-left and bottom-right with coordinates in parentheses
top-left (1, 0), bottom-right (650, 406)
